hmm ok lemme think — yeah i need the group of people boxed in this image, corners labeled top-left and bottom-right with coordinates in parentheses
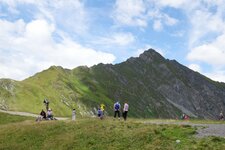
top-left (181, 113), bottom-right (190, 120)
top-left (36, 99), bottom-right (55, 121)
top-left (39, 109), bottom-right (54, 120)
top-left (38, 98), bottom-right (225, 122)
top-left (114, 101), bottom-right (129, 121)
top-left (97, 104), bottom-right (105, 120)
top-left (97, 101), bottom-right (129, 121)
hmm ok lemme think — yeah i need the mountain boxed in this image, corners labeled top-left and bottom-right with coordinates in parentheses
top-left (1, 49), bottom-right (225, 119)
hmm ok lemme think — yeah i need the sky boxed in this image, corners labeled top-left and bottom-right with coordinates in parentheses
top-left (0, 0), bottom-right (225, 82)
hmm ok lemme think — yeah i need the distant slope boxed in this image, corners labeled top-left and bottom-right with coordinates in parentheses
top-left (1, 49), bottom-right (225, 118)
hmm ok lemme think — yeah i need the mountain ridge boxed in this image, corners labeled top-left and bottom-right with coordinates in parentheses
top-left (1, 49), bottom-right (225, 119)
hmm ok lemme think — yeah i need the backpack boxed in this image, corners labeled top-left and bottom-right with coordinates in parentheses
top-left (115, 103), bottom-right (120, 110)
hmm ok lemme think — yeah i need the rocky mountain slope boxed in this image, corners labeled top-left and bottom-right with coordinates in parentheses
top-left (1, 49), bottom-right (225, 119)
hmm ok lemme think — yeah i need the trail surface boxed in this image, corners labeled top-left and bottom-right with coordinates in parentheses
top-left (144, 120), bottom-right (225, 138)
top-left (0, 109), bottom-right (69, 120)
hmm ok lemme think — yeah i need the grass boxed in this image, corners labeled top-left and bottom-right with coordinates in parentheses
top-left (0, 115), bottom-right (225, 150)
top-left (0, 112), bottom-right (33, 125)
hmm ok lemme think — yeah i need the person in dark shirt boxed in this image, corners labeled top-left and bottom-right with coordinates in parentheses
top-left (40, 109), bottom-right (46, 119)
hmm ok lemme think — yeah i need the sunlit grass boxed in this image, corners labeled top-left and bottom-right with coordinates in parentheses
top-left (1, 116), bottom-right (225, 150)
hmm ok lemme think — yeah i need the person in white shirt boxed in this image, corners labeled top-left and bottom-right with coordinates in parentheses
top-left (123, 102), bottom-right (129, 121)
top-left (47, 108), bottom-right (53, 120)
top-left (72, 108), bottom-right (76, 121)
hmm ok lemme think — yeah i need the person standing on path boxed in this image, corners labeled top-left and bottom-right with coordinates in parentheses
top-left (100, 104), bottom-right (105, 115)
top-left (72, 108), bottom-right (76, 121)
top-left (123, 102), bottom-right (129, 121)
top-left (219, 111), bottom-right (224, 120)
top-left (114, 101), bottom-right (121, 120)
top-left (97, 107), bottom-right (103, 119)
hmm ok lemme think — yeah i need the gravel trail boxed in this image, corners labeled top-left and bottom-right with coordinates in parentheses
top-left (144, 120), bottom-right (225, 138)
top-left (0, 109), bottom-right (69, 120)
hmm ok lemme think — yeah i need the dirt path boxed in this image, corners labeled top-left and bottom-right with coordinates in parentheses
top-left (144, 120), bottom-right (225, 138)
top-left (0, 109), bottom-right (69, 120)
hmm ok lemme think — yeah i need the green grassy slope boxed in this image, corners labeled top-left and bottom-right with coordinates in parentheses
top-left (0, 117), bottom-right (225, 150)
top-left (0, 112), bottom-right (33, 125)
top-left (0, 66), bottom-right (116, 117)
top-left (1, 49), bottom-right (225, 118)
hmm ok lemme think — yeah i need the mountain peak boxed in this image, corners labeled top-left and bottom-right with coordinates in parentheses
top-left (139, 48), bottom-right (165, 63)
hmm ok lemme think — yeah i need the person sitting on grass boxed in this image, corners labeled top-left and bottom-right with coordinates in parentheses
top-left (47, 108), bottom-right (53, 120)
top-left (40, 109), bottom-right (46, 120)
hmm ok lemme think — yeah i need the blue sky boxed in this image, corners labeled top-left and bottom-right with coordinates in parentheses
top-left (0, 0), bottom-right (225, 82)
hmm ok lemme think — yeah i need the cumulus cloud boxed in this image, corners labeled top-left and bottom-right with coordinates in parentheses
top-left (153, 20), bottom-right (162, 31)
top-left (147, 9), bottom-right (178, 30)
top-left (44, 0), bottom-right (89, 35)
top-left (205, 71), bottom-right (225, 83)
top-left (152, 0), bottom-right (186, 8)
top-left (0, 0), bottom-right (116, 80)
top-left (187, 40), bottom-right (225, 67)
top-left (0, 0), bottom-right (89, 35)
top-left (188, 64), bottom-right (201, 72)
top-left (0, 19), bottom-right (115, 80)
top-left (112, 0), bottom-right (178, 30)
top-left (96, 32), bottom-right (135, 46)
top-left (112, 0), bottom-right (147, 27)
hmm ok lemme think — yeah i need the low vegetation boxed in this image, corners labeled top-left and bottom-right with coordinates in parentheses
top-left (0, 113), bottom-right (225, 150)
top-left (0, 112), bottom-right (33, 125)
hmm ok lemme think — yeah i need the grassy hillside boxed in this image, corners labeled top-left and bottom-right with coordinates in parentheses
top-left (0, 115), bottom-right (225, 150)
top-left (1, 49), bottom-right (225, 119)
top-left (0, 112), bottom-right (33, 125)
top-left (0, 66), bottom-right (108, 117)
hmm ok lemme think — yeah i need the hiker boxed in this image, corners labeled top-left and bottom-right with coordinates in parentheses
top-left (114, 101), bottom-right (121, 120)
top-left (40, 109), bottom-right (46, 120)
top-left (97, 107), bottom-right (103, 119)
top-left (100, 104), bottom-right (105, 115)
top-left (184, 114), bottom-right (190, 120)
top-left (219, 111), bottom-right (224, 120)
top-left (72, 108), bottom-right (76, 121)
top-left (123, 102), bottom-right (129, 121)
top-left (181, 113), bottom-right (185, 120)
top-left (47, 108), bottom-right (53, 120)
top-left (43, 99), bottom-right (49, 111)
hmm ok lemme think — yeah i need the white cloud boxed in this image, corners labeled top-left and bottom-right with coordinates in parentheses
top-left (153, 20), bottom-right (162, 31)
top-left (188, 64), bottom-right (201, 72)
top-left (96, 32), bottom-right (135, 46)
top-left (0, 19), bottom-right (115, 80)
top-left (112, 0), bottom-right (147, 27)
top-left (205, 71), bottom-right (225, 83)
top-left (153, 0), bottom-right (186, 8)
top-left (187, 34), bottom-right (225, 67)
top-left (170, 30), bottom-right (185, 37)
top-left (112, 0), bottom-right (179, 31)
top-left (46, 0), bottom-right (89, 35)
top-left (0, 0), bottom-right (89, 35)
top-left (164, 14), bottom-right (178, 26)
top-left (147, 8), bottom-right (178, 31)
top-left (188, 9), bottom-right (225, 47)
